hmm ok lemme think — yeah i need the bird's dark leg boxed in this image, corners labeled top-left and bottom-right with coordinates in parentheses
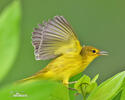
top-left (67, 81), bottom-right (77, 90)
top-left (68, 87), bottom-right (77, 91)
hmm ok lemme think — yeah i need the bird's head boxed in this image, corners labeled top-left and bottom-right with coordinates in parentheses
top-left (80, 46), bottom-right (108, 61)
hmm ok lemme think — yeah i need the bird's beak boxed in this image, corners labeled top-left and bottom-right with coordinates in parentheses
top-left (98, 51), bottom-right (108, 55)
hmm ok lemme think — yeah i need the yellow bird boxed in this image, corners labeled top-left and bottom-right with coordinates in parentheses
top-left (22, 16), bottom-right (108, 86)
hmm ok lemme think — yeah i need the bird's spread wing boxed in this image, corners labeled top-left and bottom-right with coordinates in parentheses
top-left (32, 16), bottom-right (82, 60)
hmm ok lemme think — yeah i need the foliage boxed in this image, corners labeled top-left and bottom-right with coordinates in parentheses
top-left (0, 80), bottom-right (69, 100)
top-left (0, 0), bottom-right (21, 81)
top-left (73, 71), bottom-right (125, 100)
top-left (121, 86), bottom-right (125, 100)
top-left (74, 74), bottom-right (99, 99)
top-left (87, 71), bottom-right (125, 100)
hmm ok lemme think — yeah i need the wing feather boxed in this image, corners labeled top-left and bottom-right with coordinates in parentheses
top-left (32, 16), bottom-right (82, 60)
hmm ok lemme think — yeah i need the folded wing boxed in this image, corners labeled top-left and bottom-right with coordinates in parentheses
top-left (32, 16), bottom-right (82, 60)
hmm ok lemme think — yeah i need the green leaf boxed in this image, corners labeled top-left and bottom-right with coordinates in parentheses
top-left (120, 86), bottom-right (125, 100)
top-left (112, 91), bottom-right (122, 100)
top-left (74, 74), bottom-right (99, 94)
top-left (0, 80), bottom-right (69, 100)
top-left (86, 82), bottom-right (97, 94)
top-left (0, 0), bottom-right (21, 81)
top-left (74, 75), bottom-right (91, 93)
top-left (91, 74), bottom-right (99, 83)
top-left (74, 74), bottom-right (99, 100)
top-left (85, 74), bottom-right (99, 94)
top-left (87, 71), bottom-right (125, 100)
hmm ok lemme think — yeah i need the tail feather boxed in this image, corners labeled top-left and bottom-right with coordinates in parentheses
top-left (20, 76), bottom-right (37, 82)
top-left (16, 73), bottom-right (45, 84)
top-left (15, 75), bottom-right (37, 84)
top-left (15, 69), bottom-right (51, 84)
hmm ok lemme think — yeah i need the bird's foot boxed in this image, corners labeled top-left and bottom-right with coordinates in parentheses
top-left (68, 87), bottom-right (77, 91)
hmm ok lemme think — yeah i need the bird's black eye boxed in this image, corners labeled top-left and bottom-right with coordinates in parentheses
top-left (92, 50), bottom-right (96, 53)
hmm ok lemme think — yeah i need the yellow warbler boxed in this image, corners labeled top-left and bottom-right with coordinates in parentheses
top-left (21, 16), bottom-right (108, 86)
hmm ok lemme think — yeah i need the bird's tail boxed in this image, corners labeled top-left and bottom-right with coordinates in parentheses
top-left (20, 75), bottom-right (37, 82)
top-left (15, 68), bottom-right (53, 84)
top-left (15, 76), bottom-right (37, 84)
top-left (15, 72), bottom-right (46, 84)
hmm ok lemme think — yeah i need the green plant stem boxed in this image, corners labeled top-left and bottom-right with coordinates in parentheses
top-left (83, 96), bottom-right (86, 100)
top-left (80, 86), bottom-right (86, 100)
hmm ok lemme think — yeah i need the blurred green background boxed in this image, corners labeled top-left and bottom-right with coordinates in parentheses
top-left (0, 0), bottom-right (125, 92)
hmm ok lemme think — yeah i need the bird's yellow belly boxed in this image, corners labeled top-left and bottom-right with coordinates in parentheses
top-left (45, 54), bottom-right (88, 81)
top-left (59, 62), bottom-right (88, 78)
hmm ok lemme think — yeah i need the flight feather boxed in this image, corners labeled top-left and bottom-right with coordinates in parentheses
top-left (32, 16), bottom-right (82, 60)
